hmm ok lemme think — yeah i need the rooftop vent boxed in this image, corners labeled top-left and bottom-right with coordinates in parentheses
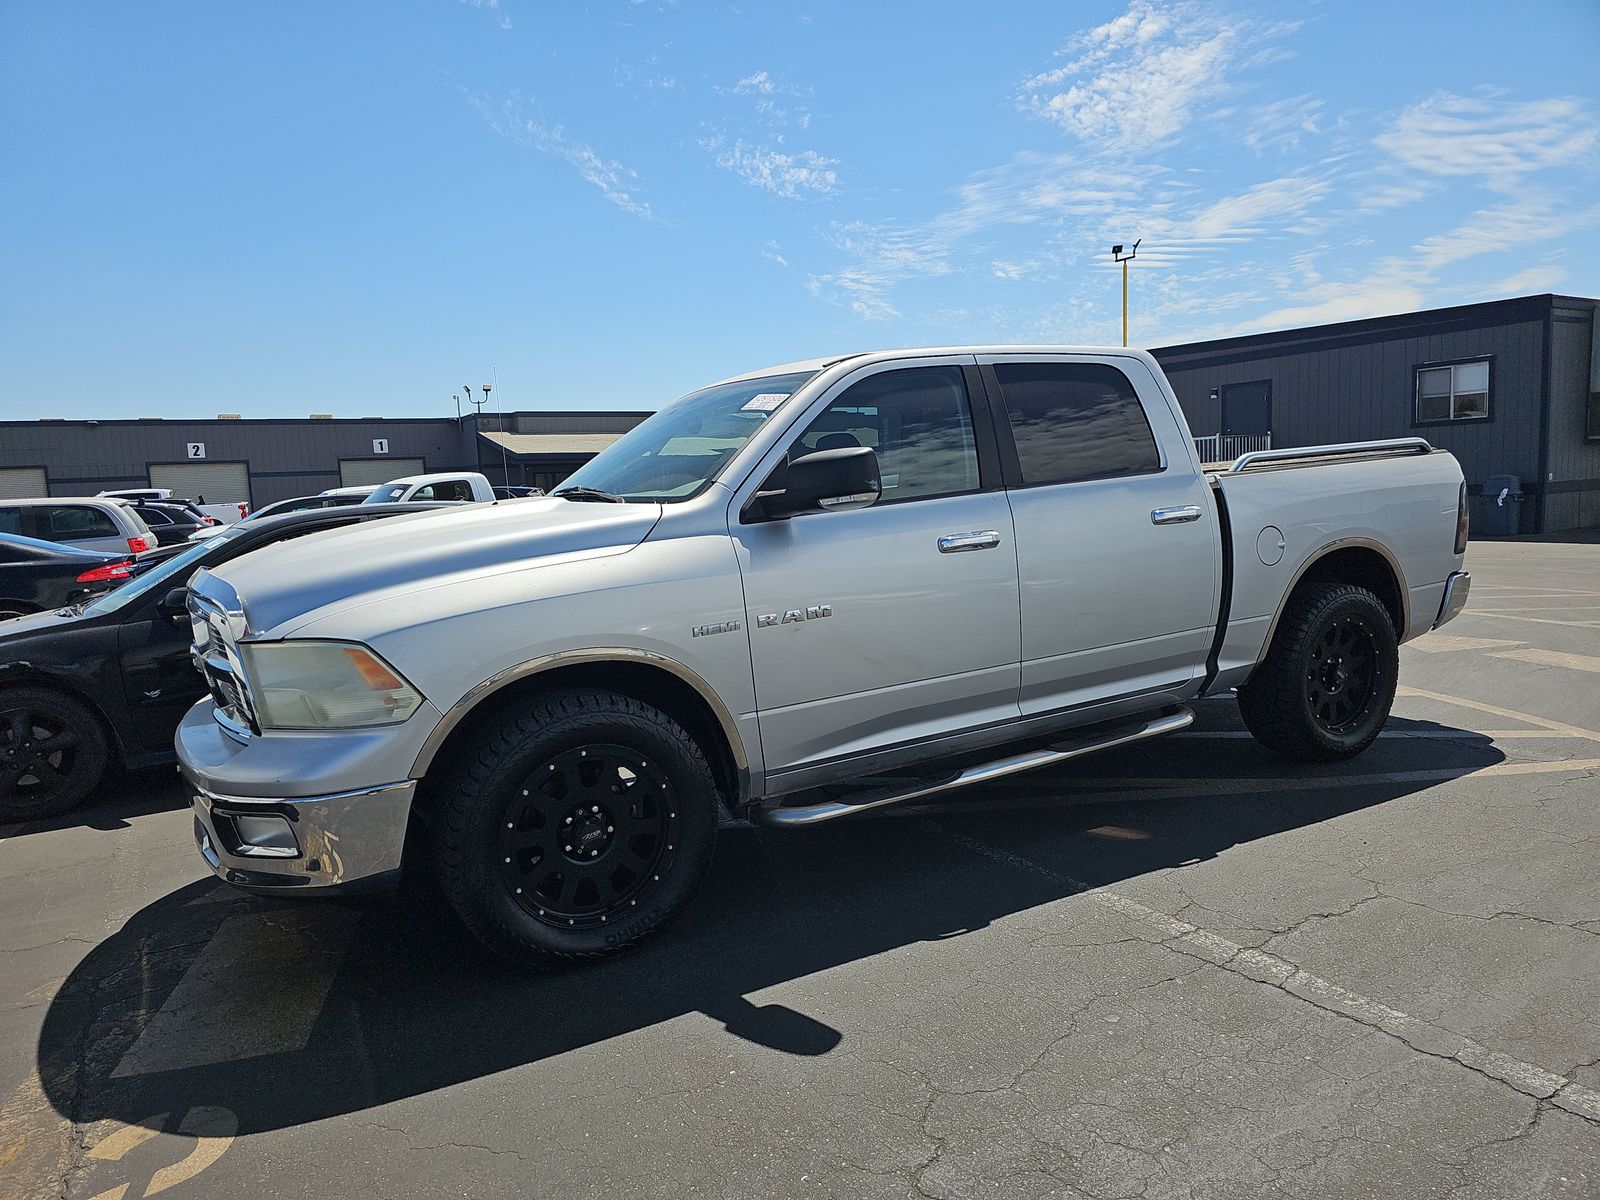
top-left (217, 413), bottom-right (242, 419)
top-left (309, 413), bottom-right (334, 419)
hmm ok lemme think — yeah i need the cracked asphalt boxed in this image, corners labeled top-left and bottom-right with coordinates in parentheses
top-left (2, 536), bottom-right (1597, 1200)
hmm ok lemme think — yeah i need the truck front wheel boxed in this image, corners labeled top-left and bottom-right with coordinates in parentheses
top-left (434, 688), bottom-right (720, 967)
top-left (1238, 582), bottom-right (1399, 762)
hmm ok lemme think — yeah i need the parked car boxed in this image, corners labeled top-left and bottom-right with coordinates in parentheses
top-left (0, 502), bottom-right (455, 821)
top-left (361, 471), bottom-right (495, 504)
top-left (100, 489), bottom-right (246, 526)
top-left (130, 501), bottom-right (216, 547)
top-left (98, 488), bottom-right (173, 502)
top-left (185, 492), bottom-right (367, 542)
top-left (0, 498), bottom-right (156, 558)
top-left (319, 485), bottom-right (379, 499)
top-left (493, 485), bottom-right (545, 499)
top-left (0, 535), bottom-right (137, 621)
top-left (176, 346), bottom-right (1470, 966)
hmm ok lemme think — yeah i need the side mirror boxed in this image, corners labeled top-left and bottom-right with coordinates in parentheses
top-left (158, 587), bottom-right (189, 627)
top-left (750, 446), bottom-right (882, 521)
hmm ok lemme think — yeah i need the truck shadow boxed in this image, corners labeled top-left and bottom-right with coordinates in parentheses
top-left (37, 718), bottom-right (1507, 1137)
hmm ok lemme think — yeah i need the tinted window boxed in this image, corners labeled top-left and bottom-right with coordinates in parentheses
top-left (792, 366), bottom-right (980, 502)
top-left (415, 479), bottom-right (473, 502)
top-left (136, 506), bottom-right (174, 525)
top-left (44, 505), bottom-right (120, 540)
top-left (0, 508), bottom-right (20, 536)
top-left (994, 362), bottom-right (1160, 485)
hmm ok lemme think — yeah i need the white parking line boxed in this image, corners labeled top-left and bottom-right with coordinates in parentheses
top-left (1397, 685), bottom-right (1600, 742)
top-left (110, 909), bottom-right (357, 1078)
top-left (1491, 647), bottom-right (1600, 674)
top-left (946, 832), bottom-right (1600, 1124)
top-left (1406, 635), bottom-right (1524, 653)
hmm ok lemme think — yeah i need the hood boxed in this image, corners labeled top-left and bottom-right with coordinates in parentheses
top-left (0, 606), bottom-right (85, 639)
top-left (204, 498), bottom-right (662, 635)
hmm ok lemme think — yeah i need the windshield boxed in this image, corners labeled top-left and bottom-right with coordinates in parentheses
top-left (79, 531), bottom-right (236, 617)
top-left (362, 484), bottom-right (409, 504)
top-left (554, 371), bottom-right (817, 502)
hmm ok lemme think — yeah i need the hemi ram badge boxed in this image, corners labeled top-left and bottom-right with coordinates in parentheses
top-left (692, 620), bottom-right (742, 638)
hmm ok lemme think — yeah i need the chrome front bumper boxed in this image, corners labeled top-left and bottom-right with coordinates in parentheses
top-left (188, 775), bottom-right (416, 892)
top-left (1433, 570), bottom-right (1471, 629)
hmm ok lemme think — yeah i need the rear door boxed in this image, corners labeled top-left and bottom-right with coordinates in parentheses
top-left (34, 504), bottom-right (130, 555)
top-left (978, 353), bottom-right (1220, 717)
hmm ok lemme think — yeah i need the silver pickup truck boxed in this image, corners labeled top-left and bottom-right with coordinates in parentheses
top-left (178, 347), bottom-right (1470, 965)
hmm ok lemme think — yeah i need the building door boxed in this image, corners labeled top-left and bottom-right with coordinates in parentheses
top-left (0, 468), bottom-right (47, 500)
top-left (1220, 380), bottom-right (1271, 437)
top-left (149, 462), bottom-right (251, 505)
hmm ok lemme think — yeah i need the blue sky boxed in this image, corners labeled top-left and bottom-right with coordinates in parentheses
top-left (3, 0), bottom-right (1597, 419)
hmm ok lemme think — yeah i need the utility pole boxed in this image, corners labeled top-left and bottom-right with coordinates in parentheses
top-left (1112, 240), bottom-right (1140, 347)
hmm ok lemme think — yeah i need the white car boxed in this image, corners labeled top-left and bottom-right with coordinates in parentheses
top-left (360, 471), bottom-right (496, 505)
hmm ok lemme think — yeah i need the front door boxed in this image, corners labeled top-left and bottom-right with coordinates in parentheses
top-left (119, 608), bottom-right (208, 754)
top-left (732, 360), bottom-right (1021, 784)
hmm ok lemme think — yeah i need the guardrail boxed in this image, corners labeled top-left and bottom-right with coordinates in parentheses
top-left (1193, 433), bottom-right (1271, 462)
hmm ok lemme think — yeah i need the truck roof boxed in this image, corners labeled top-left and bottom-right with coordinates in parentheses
top-left (712, 345), bottom-right (1161, 386)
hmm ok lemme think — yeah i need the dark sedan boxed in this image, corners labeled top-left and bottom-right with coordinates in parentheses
top-left (0, 502), bottom-right (451, 822)
top-left (0, 535), bottom-right (137, 621)
top-left (130, 500), bottom-right (218, 546)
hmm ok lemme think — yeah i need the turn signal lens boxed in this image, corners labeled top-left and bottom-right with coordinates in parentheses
top-left (76, 561), bottom-right (135, 584)
top-left (1454, 482), bottom-right (1469, 555)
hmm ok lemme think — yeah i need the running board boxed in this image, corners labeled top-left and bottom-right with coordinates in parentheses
top-left (754, 706), bottom-right (1195, 827)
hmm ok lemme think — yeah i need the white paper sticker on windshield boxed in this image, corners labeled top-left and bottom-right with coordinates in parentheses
top-left (741, 392), bottom-right (789, 412)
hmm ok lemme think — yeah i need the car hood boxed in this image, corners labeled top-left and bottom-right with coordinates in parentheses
top-left (199, 499), bottom-right (663, 636)
top-left (0, 606), bottom-right (88, 639)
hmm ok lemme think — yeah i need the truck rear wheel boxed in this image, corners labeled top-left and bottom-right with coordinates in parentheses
top-left (1238, 582), bottom-right (1398, 762)
top-left (434, 688), bottom-right (720, 967)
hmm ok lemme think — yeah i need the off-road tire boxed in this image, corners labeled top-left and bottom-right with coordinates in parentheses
top-left (435, 688), bottom-right (720, 968)
top-left (1238, 582), bottom-right (1398, 762)
top-left (0, 686), bottom-right (111, 822)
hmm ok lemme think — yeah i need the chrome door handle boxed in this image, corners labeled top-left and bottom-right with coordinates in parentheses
top-left (938, 530), bottom-right (1002, 553)
top-left (1151, 505), bottom-right (1203, 525)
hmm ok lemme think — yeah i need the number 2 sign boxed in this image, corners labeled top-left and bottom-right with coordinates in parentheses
top-left (186, 443), bottom-right (206, 460)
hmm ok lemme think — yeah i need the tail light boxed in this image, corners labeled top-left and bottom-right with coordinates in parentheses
top-left (1454, 482), bottom-right (1469, 555)
top-left (127, 535), bottom-right (151, 553)
top-left (77, 560), bottom-right (135, 584)
top-left (202, 516), bottom-right (220, 525)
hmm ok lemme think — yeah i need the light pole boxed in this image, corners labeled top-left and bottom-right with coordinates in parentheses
top-left (1112, 240), bottom-right (1140, 347)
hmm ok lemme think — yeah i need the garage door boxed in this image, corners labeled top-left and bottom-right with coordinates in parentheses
top-left (340, 458), bottom-right (424, 487)
top-left (0, 468), bottom-right (48, 500)
top-left (148, 462), bottom-right (252, 504)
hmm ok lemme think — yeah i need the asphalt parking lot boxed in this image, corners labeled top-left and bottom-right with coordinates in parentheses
top-left (1, 536), bottom-right (1597, 1200)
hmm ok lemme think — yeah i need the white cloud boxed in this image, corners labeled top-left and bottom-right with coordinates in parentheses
top-left (706, 139), bottom-right (838, 198)
top-left (1478, 265), bottom-right (1565, 297)
top-left (464, 91), bottom-right (652, 219)
top-left (1376, 93), bottom-right (1599, 189)
top-left (1181, 173), bottom-right (1330, 239)
top-left (1241, 94), bottom-right (1322, 154)
top-left (734, 71), bottom-right (775, 95)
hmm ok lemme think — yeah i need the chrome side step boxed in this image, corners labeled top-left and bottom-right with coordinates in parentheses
top-left (754, 706), bottom-right (1195, 827)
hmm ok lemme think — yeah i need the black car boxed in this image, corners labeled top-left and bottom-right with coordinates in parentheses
top-left (130, 501), bottom-right (217, 546)
top-left (0, 502), bottom-right (452, 822)
top-left (0, 534), bottom-right (138, 621)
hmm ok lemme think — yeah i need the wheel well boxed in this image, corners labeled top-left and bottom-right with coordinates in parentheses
top-left (1295, 546), bottom-right (1405, 634)
top-left (413, 661), bottom-right (743, 823)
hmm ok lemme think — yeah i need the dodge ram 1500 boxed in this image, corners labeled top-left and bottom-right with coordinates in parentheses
top-left (177, 347), bottom-right (1470, 965)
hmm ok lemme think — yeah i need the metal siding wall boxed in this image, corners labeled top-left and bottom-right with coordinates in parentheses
top-left (1158, 317), bottom-right (1548, 517)
top-left (1545, 304), bottom-right (1600, 532)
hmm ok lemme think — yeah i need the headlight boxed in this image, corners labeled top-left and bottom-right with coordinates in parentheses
top-left (238, 641), bottom-right (422, 729)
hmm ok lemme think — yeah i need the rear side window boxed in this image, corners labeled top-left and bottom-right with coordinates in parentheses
top-left (993, 362), bottom-right (1161, 486)
top-left (43, 505), bottom-right (120, 540)
top-left (415, 480), bottom-right (473, 502)
top-left (0, 508), bottom-right (21, 536)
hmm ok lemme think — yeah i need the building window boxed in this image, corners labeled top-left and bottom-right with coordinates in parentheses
top-left (1415, 360), bottom-right (1490, 423)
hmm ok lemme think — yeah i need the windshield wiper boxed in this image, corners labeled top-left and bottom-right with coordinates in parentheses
top-left (551, 486), bottom-right (625, 503)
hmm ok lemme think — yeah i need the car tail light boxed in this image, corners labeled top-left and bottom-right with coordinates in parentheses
top-left (1454, 482), bottom-right (1469, 555)
top-left (202, 516), bottom-right (220, 525)
top-left (127, 535), bottom-right (151, 553)
top-left (77, 560), bottom-right (135, 584)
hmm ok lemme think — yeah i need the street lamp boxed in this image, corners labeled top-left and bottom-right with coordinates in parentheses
top-left (1112, 240), bottom-right (1140, 347)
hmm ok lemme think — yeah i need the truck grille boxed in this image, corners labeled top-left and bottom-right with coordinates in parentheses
top-left (187, 586), bottom-right (258, 738)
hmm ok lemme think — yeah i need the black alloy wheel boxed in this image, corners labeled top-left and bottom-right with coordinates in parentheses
top-left (0, 687), bottom-right (110, 821)
top-left (435, 688), bottom-right (720, 967)
top-left (497, 744), bottom-right (680, 930)
top-left (1305, 614), bottom-right (1379, 734)
top-left (1238, 581), bottom-right (1399, 762)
